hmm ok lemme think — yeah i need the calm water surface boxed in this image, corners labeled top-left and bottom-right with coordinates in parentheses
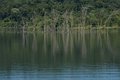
top-left (0, 30), bottom-right (120, 80)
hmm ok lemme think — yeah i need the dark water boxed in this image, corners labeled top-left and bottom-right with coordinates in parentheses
top-left (0, 30), bottom-right (120, 80)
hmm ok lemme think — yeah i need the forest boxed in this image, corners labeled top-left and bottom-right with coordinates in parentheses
top-left (0, 0), bottom-right (120, 32)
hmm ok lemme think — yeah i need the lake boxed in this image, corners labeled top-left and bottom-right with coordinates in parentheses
top-left (0, 29), bottom-right (120, 80)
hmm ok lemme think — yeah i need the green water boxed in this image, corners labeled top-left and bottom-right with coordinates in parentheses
top-left (0, 30), bottom-right (120, 80)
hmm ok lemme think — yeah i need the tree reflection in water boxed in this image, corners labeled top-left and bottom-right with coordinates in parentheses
top-left (0, 30), bottom-right (120, 80)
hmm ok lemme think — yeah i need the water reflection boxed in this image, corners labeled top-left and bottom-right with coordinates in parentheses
top-left (0, 30), bottom-right (120, 80)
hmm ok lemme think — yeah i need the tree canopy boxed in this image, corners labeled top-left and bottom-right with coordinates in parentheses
top-left (0, 0), bottom-right (120, 31)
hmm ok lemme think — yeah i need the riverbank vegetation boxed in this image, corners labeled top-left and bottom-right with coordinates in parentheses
top-left (0, 0), bottom-right (120, 32)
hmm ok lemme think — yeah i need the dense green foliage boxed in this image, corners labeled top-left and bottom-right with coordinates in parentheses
top-left (0, 0), bottom-right (120, 31)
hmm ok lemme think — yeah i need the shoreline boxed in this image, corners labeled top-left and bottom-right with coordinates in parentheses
top-left (0, 27), bottom-right (120, 33)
